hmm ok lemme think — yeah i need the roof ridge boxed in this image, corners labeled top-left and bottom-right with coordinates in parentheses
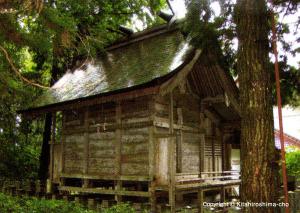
top-left (274, 129), bottom-right (300, 145)
top-left (106, 23), bottom-right (179, 51)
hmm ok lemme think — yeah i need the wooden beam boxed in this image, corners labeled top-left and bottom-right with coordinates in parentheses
top-left (21, 86), bottom-right (159, 117)
top-left (60, 173), bottom-right (150, 181)
top-left (201, 95), bottom-right (225, 104)
top-left (159, 49), bottom-right (202, 96)
top-left (154, 116), bottom-right (200, 132)
top-left (59, 186), bottom-right (150, 197)
top-left (214, 64), bottom-right (241, 115)
top-left (203, 109), bottom-right (221, 125)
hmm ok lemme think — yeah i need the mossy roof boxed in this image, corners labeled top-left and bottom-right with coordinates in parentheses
top-left (34, 27), bottom-right (193, 108)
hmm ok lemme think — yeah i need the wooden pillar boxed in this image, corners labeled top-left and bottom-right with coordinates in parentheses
top-left (198, 189), bottom-right (204, 213)
top-left (149, 125), bottom-right (156, 212)
top-left (220, 186), bottom-right (225, 202)
top-left (227, 144), bottom-right (232, 171)
top-left (216, 126), bottom-right (222, 172)
top-left (115, 102), bottom-right (122, 203)
top-left (199, 133), bottom-right (205, 176)
top-left (149, 98), bottom-right (157, 212)
top-left (60, 113), bottom-right (66, 182)
top-left (211, 125), bottom-right (216, 172)
top-left (49, 112), bottom-right (56, 182)
top-left (168, 92), bottom-right (176, 213)
top-left (176, 108), bottom-right (183, 173)
top-left (149, 182), bottom-right (156, 213)
top-left (199, 112), bottom-right (206, 176)
top-left (221, 132), bottom-right (226, 172)
top-left (83, 108), bottom-right (90, 188)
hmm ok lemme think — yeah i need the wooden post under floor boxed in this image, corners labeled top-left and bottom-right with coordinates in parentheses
top-left (149, 182), bottom-right (156, 213)
top-left (221, 186), bottom-right (225, 211)
top-left (198, 189), bottom-right (204, 213)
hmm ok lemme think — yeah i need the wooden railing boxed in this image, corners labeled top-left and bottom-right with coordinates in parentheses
top-left (175, 170), bottom-right (240, 184)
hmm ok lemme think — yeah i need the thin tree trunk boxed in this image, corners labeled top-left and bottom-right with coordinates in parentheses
top-left (234, 0), bottom-right (278, 212)
top-left (38, 113), bottom-right (52, 180)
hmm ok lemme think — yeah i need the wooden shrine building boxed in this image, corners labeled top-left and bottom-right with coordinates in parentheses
top-left (20, 24), bottom-right (241, 212)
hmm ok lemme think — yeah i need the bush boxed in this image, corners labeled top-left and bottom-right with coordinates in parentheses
top-left (0, 193), bottom-right (147, 213)
top-left (101, 203), bottom-right (136, 213)
top-left (285, 148), bottom-right (300, 178)
top-left (0, 193), bottom-right (95, 213)
top-left (0, 193), bottom-right (142, 213)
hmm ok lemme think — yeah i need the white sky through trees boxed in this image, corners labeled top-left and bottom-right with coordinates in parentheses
top-left (169, 0), bottom-right (299, 68)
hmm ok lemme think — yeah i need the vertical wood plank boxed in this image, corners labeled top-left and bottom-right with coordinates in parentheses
top-left (168, 92), bottom-right (176, 213)
top-left (115, 102), bottom-right (122, 203)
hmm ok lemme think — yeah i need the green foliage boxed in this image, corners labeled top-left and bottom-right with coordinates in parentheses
top-left (183, 0), bottom-right (220, 50)
top-left (101, 203), bottom-right (136, 213)
top-left (0, 193), bottom-right (146, 213)
top-left (0, 193), bottom-right (95, 213)
top-left (286, 148), bottom-right (300, 178)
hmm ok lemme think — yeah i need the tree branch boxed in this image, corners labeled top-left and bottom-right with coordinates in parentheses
top-left (0, 45), bottom-right (49, 89)
top-left (166, 0), bottom-right (175, 15)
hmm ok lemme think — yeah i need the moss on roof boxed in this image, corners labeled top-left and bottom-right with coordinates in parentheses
top-left (35, 28), bottom-right (193, 108)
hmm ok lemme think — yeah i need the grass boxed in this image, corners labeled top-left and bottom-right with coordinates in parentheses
top-left (0, 192), bottom-right (137, 213)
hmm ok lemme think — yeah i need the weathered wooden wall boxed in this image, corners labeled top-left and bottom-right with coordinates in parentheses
top-left (52, 87), bottom-right (225, 186)
top-left (153, 85), bottom-right (224, 185)
top-left (57, 96), bottom-right (153, 181)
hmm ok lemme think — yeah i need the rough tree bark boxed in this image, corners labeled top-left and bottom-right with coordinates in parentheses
top-left (234, 0), bottom-right (278, 212)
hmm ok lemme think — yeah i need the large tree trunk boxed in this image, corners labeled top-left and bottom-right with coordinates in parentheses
top-left (234, 0), bottom-right (278, 212)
